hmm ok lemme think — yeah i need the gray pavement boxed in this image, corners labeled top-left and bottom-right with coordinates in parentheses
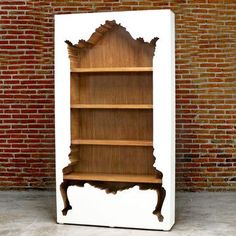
top-left (0, 191), bottom-right (235, 236)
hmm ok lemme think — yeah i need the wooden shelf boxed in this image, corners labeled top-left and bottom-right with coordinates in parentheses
top-left (71, 139), bottom-right (152, 146)
top-left (63, 172), bottom-right (161, 183)
top-left (71, 104), bottom-right (153, 109)
top-left (71, 67), bottom-right (152, 73)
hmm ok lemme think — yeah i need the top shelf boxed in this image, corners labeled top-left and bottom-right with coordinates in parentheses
top-left (71, 67), bottom-right (152, 73)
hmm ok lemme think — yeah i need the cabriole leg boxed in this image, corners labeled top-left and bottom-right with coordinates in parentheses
top-left (60, 181), bottom-right (72, 216)
top-left (153, 185), bottom-right (166, 222)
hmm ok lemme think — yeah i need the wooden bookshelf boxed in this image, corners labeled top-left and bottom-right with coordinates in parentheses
top-left (60, 20), bottom-right (165, 222)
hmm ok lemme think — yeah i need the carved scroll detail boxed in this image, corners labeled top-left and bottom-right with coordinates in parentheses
top-left (65, 20), bottom-right (159, 52)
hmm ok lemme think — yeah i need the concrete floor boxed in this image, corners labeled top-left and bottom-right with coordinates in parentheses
top-left (0, 191), bottom-right (236, 236)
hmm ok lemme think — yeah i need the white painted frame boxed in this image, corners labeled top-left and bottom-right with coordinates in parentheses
top-left (55, 10), bottom-right (175, 230)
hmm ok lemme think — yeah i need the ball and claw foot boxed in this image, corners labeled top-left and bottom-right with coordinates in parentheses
top-left (62, 205), bottom-right (72, 216)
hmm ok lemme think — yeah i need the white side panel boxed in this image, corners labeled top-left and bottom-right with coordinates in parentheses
top-left (153, 11), bottom-right (175, 229)
top-left (55, 10), bottom-right (175, 230)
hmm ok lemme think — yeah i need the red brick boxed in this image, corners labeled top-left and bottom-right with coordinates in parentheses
top-left (0, 0), bottom-right (235, 191)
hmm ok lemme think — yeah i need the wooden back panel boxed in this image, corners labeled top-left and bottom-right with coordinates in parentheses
top-left (71, 109), bottom-right (152, 141)
top-left (69, 21), bottom-right (157, 176)
top-left (71, 72), bottom-right (152, 105)
top-left (73, 146), bottom-right (156, 175)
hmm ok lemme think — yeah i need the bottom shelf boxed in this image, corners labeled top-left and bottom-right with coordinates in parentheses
top-left (63, 172), bottom-right (161, 184)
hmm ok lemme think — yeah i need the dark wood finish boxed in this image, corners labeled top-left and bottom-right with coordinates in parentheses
top-left (153, 187), bottom-right (166, 222)
top-left (61, 20), bottom-right (165, 222)
top-left (61, 179), bottom-right (165, 222)
top-left (60, 181), bottom-right (72, 216)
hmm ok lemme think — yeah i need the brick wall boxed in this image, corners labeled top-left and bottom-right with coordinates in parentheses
top-left (0, 0), bottom-right (235, 190)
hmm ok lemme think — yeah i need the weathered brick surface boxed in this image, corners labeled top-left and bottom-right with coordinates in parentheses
top-left (0, 0), bottom-right (235, 190)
